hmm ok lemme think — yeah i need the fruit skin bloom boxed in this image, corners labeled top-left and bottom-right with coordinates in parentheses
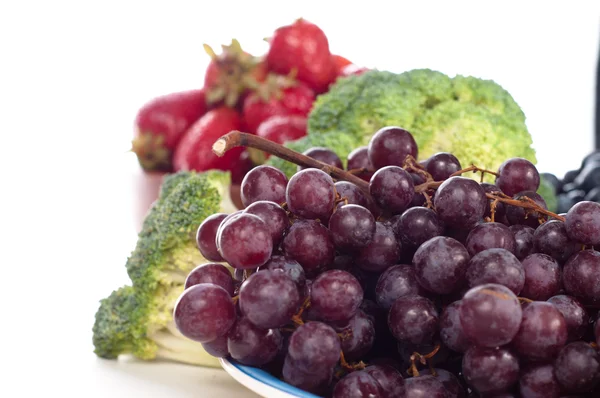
top-left (565, 201), bottom-right (600, 246)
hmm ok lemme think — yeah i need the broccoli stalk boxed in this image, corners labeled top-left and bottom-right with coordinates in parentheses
top-left (92, 171), bottom-right (234, 366)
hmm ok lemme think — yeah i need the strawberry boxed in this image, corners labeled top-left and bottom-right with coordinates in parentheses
top-left (203, 39), bottom-right (267, 108)
top-left (132, 89), bottom-right (207, 172)
top-left (332, 54), bottom-right (352, 75)
top-left (173, 107), bottom-right (244, 172)
top-left (242, 75), bottom-right (315, 134)
top-left (339, 64), bottom-right (369, 77)
top-left (266, 19), bottom-right (335, 93)
top-left (256, 114), bottom-right (307, 146)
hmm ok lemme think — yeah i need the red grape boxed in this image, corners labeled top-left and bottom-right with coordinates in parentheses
top-left (496, 157), bottom-right (540, 197)
top-left (217, 213), bottom-right (273, 269)
top-left (286, 168), bottom-right (335, 220)
top-left (241, 165), bottom-right (288, 207)
top-left (196, 213), bottom-right (228, 261)
top-left (184, 263), bottom-right (234, 295)
top-left (388, 295), bottom-right (439, 345)
top-left (462, 346), bottom-right (519, 394)
top-left (227, 317), bottom-right (282, 366)
top-left (367, 126), bottom-right (418, 169)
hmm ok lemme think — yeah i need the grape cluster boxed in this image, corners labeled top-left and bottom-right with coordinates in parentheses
top-left (174, 126), bottom-right (600, 397)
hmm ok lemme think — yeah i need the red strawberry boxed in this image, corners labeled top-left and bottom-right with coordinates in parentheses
top-left (332, 54), bottom-right (352, 75)
top-left (132, 89), bottom-right (207, 172)
top-left (266, 19), bottom-right (335, 93)
top-left (256, 115), bottom-right (307, 145)
top-left (242, 76), bottom-right (315, 134)
top-left (339, 64), bottom-right (369, 77)
top-left (203, 39), bottom-right (267, 108)
top-left (173, 107), bottom-right (244, 172)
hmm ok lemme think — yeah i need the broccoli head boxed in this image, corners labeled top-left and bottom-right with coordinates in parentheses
top-left (126, 170), bottom-right (232, 291)
top-left (93, 285), bottom-right (219, 367)
top-left (94, 170), bottom-right (235, 365)
top-left (269, 68), bottom-right (536, 180)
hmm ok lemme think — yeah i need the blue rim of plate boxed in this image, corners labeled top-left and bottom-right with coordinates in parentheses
top-left (221, 357), bottom-right (322, 398)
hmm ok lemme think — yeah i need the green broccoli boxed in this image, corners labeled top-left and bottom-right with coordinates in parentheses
top-left (92, 285), bottom-right (219, 367)
top-left (93, 170), bottom-right (233, 366)
top-left (267, 69), bottom-right (536, 180)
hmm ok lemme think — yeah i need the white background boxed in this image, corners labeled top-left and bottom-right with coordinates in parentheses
top-left (1, 1), bottom-right (600, 397)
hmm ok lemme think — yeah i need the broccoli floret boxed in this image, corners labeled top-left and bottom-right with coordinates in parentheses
top-left (537, 175), bottom-right (558, 213)
top-left (92, 285), bottom-right (220, 367)
top-left (93, 170), bottom-right (235, 365)
top-left (126, 170), bottom-right (229, 291)
top-left (279, 68), bottom-right (536, 181)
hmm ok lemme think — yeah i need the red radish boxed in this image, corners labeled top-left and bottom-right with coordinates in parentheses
top-left (266, 19), bottom-right (335, 93)
top-left (173, 107), bottom-right (244, 172)
top-left (242, 77), bottom-right (314, 134)
top-left (203, 39), bottom-right (267, 108)
top-left (132, 89), bottom-right (207, 171)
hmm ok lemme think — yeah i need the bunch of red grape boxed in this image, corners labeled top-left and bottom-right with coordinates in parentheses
top-left (174, 126), bottom-right (600, 397)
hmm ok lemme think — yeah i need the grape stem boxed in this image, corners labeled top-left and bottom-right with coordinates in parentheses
top-left (212, 131), bottom-right (565, 222)
top-left (406, 344), bottom-right (441, 377)
top-left (518, 297), bottom-right (533, 304)
top-left (339, 351), bottom-right (367, 372)
top-left (212, 131), bottom-right (371, 193)
top-left (291, 297), bottom-right (311, 326)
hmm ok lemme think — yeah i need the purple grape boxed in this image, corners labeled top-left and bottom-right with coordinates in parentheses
top-left (519, 364), bottom-right (560, 398)
top-left (520, 253), bottom-right (561, 301)
top-left (239, 270), bottom-right (301, 329)
top-left (332, 370), bottom-right (383, 398)
top-left (553, 341), bottom-right (600, 393)
top-left (184, 263), bottom-right (234, 295)
top-left (440, 301), bottom-right (471, 353)
top-left (459, 283), bottom-right (522, 347)
top-left (466, 248), bottom-right (525, 294)
top-left (367, 126), bottom-right (418, 169)
top-left (547, 295), bottom-right (590, 342)
top-left (217, 213), bottom-right (273, 269)
top-left (173, 284), bottom-right (235, 343)
top-left (506, 191), bottom-right (547, 228)
top-left (533, 220), bottom-right (579, 263)
top-left (403, 375), bottom-right (448, 398)
top-left (388, 295), bottom-right (439, 345)
top-left (196, 213), bottom-right (228, 261)
top-left (286, 168), bottom-right (335, 221)
top-left (334, 181), bottom-right (370, 209)
top-left (357, 222), bottom-right (401, 273)
top-left (311, 270), bottom-right (363, 322)
top-left (434, 176), bottom-right (487, 229)
top-left (420, 368), bottom-right (466, 398)
top-left (347, 146), bottom-right (374, 182)
top-left (512, 301), bottom-right (567, 361)
top-left (565, 200), bottom-right (600, 245)
top-left (244, 200), bottom-right (289, 247)
top-left (328, 204), bottom-right (376, 251)
top-left (282, 355), bottom-right (333, 394)
top-left (282, 219), bottom-right (335, 276)
top-left (465, 222), bottom-right (516, 256)
top-left (299, 147), bottom-right (343, 171)
top-left (201, 335), bottom-right (229, 358)
top-left (287, 321), bottom-right (341, 373)
top-left (375, 264), bottom-right (423, 310)
top-left (396, 207), bottom-right (444, 247)
top-left (258, 255), bottom-right (306, 290)
top-left (364, 365), bottom-right (405, 397)
top-left (413, 236), bottom-right (470, 295)
top-left (481, 183), bottom-right (507, 220)
top-left (495, 157), bottom-right (540, 197)
top-left (510, 224), bottom-right (535, 260)
top-left (426, 152), bottom-right (462, 181)
top-left (369, 166), bottom-right (414, 215)
top-left (337, 310), bottom-right (375, 361)
top-left (462, 346), bottom-right (519, 394)
top-left (563, 250), bottom-right (600, 302)
top-left (227, 317), bottom-right (282, 366)
top-left (240, 165), bottom-right (288, 207)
